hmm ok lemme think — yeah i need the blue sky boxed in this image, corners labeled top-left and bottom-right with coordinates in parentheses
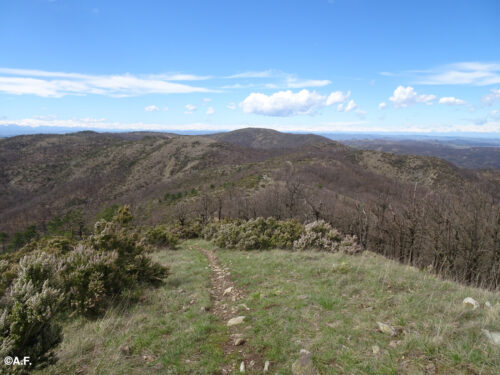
top-left (1, 0), bottom-right (500, 135)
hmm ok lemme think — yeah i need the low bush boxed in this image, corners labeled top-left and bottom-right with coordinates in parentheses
top-left (146, 225), bottom-right (179, 248)
top-left (203, 218), bottom-right (361, 253)
top-left (0, 253), bottom-right (64, 370)
top-left (168, 220), bottom-right (204, 240)
top-left (293, 220), bottom-right (361, 253)
top-left (209, 217), bottom-right (305, 250)
top-left (0, 205), bottom-right (170, 370)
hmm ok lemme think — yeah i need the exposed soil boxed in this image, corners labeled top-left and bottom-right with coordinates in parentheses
top-left (195, 244), bottom-right (265, 374)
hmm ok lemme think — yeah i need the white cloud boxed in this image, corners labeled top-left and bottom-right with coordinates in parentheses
top-left (221, 83), bottom-right (257, 89)
top-left (0, 68), bottom-right (212, 97)
top-left (378, 102), bottom-right (387, 110)
top-left (163, 107), bottom-right (169, 111)
top-left (337, 99), bottom-right (358, 112)
top-left (203, 97), bottom-right (212, 102)
top-left (226, 70), bottom-right (274, 79)
top-left (389, 86), bottom-right (437, 108)
top-left (226, 102), bottom-right (237, 110)
top-left (285, 77), bottom-right (331, 88)
top-left (206, 107), bottom-right (215, 115)
top-left (438, 97), bottom-right (466, 105)
top-left (184, 104), bottom-right (196, 114)
top-left (325, 91), bottom-right (350, 106)
top-left (145, 105), bottom-right (159, 112)
top-left (415, 62), bottom-right (500, 86)
top-left (240, 89), bottom-right (325, 116)
top-left (148, 73), bottom-right (212, 81)
top-left (482, 88), bottom-right (500, 105)
top-left (240, 89), bottom-right (358, 116)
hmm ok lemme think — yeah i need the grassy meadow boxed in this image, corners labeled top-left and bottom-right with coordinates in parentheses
top-left (35, 240), bottom-right (500, 374)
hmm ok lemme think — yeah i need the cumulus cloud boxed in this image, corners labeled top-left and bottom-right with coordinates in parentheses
top-left (389, 86), bottom-right (437, 108)
top-left (240, 89), bottom-right (358, 116)
top-left (438, 97), bottom-right (466, 105)
top-left (326, 91), bottom-right (350, 106)
top-left (0, 68), bottom-right (212, 97)
top-left (145, 105), bottom-right (159, 112)
top-left (206, 107), bottom-right (215, 115)
top-left (184, 104), bottom-right (196, 114)
top-left (226, 102), bottom-right (237, 110)
top-left (482, 88), bottom-right (500, 105)
top-left (378, 102), bottom-right (387, 110)
top-left (240, 90), bottom-right (325, 116)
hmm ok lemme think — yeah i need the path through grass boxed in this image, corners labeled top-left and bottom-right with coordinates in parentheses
top-left (35, 240), bottom-right (500, 374)
top-left (36, 247), bottom-right (228, 375)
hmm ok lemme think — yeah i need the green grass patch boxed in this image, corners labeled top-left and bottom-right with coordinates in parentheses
top-left (35, 247), bottom-right (228, 375)
top-left (211, 242), bottom-right (500, 374)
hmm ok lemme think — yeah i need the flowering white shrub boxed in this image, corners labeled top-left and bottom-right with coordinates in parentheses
top-left (293, 220), bottom-right (361, 253)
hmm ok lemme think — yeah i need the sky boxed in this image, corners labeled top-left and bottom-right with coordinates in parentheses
top-left (1, 0), bottom-right (500, 135)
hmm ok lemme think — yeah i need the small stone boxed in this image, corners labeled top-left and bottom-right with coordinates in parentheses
top-left (482, 329), bottom-right (500, 346)
top-left (389, 340), bottom-right (402, 348)
top-left (372, 345), bottom-right (380, 354)
top-left (485, 301), bottom-right (492, 309)
top-left (263, 360), bottom-right (270, 372)
top-left (377, 322), bottom-right (397, 336)
top-left (249, 360), bottom-right (255, 368)
top-left (234, 338), bottom-right (246, 346)
top-left (238, 303), bottom-right (250, 311)
top-left (425, 362), bottom-right (436, 375)
top-left (239, 361), bottom-right (245, 373)
top-left (227, 316), bottom-right (246, 326)
top-left (223, 287), bottom-right (233, 296)
top-left (291, 349), bottom-right (320, 375)
top-left (189, 299), bottom-right (195, 305)
top-left (143, 354), bottom-right (155, 362)
top-left (463, 297), bottom-right (479, 310)
top-left (121, 345), bottom-right (131, 356)
top-left (200, 306), bottom-right (210, 312)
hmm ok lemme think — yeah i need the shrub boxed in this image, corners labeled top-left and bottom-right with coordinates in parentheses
top-left (61, 245), bottom-right (118, 315)
top-left (0, 253), bottom-right (64, 370)
top-left (271, 219), bottom-right (305, 249)
top-left (0, 206), bottom-right (170, 370)
top-left (146, 226), bottom-right (179, 248)
top-left (210, 218), bottom-right (304, 250)
top-left (169, 221), bottom-right (204, 239)
top-left (202, 221), bottom-right (222, 241)
top-left (89, 220), bottom-right (169, 289)
top-left (293, 220), bottom-right (361, 253)
top-left (0, 261), bottom-right (17, 298)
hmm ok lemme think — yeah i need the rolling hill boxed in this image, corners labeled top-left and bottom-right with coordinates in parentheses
top-left (0, 128), bottom-right (495, 236)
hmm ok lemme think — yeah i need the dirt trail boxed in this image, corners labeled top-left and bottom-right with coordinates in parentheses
top-left (194, 245), bottom-right (265, 374)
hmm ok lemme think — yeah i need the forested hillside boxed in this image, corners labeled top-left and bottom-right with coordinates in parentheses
top-left (1, 128), bottom-right (499, 289)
